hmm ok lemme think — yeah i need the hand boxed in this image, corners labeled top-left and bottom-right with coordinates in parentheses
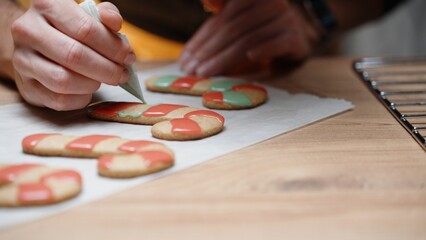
top-left (11, 0), bottom-right (135, 111)
top-left (179, 0), bottom-right (320, 77)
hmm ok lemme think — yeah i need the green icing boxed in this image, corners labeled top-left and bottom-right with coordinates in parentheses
top-left (210, 80), bottom-right (244, 91)
top-left (118, 111), bottom-right (143, 118)
top-left (153, 75), bottom-right (179, 88)
top-left (223, 91), bottom-right (252, 106)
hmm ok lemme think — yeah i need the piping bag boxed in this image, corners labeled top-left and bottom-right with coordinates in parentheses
top-left (79, 0), bottom-right (145, 103)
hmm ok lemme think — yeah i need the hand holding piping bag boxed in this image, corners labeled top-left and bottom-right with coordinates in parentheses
top-left (80, 0), bottom-right (145, 103)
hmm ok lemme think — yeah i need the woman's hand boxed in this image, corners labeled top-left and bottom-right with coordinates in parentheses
top-left (180, 0), bottom-right (320, 77)
top-left (11, 0), bottom-right (135, 111)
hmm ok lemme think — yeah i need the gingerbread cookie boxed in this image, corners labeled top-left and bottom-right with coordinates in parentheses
top-left (145, 76), bottom-right (268, 110)
top-left (87, 102), bottom-right (225, 141)
top-left (22, 134), bottom-right (174, 178)
top-left (0, 163), bottom-right (82, 207)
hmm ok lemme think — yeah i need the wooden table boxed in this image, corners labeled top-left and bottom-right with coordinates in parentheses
top-left (1, 57), bottom-right (425, 240)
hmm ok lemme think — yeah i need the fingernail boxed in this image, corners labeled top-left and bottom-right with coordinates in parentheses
top-left (119, 69), bottom-right (129, 84)
top-left (107, 9), bottom-right (122, 19)
top-left (124, 52), bottom-right (136, 65)
top-left (185, 59), bottom-right (199, 74)
top-left (179, 51), bottom-right (191, 64)
top-left (196, 63), bottom-right (211, 77)
top-left (247, 49), bottom-right (260, 60)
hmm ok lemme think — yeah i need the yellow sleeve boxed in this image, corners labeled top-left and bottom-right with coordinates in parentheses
top-left (15, 0), bottom-right (184, 61)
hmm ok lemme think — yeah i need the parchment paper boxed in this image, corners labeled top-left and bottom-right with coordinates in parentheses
top-left (0, 64), bottom-right (353, 228)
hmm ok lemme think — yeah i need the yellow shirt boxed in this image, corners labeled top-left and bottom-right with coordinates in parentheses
top-left (15, 0), bottom-right (184, 61)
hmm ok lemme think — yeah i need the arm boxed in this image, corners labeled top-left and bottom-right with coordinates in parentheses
top-left (0, 0), bottom-right (23, 80)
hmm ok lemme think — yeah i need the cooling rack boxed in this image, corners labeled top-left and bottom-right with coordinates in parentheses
top-left (353, 57), bottom-right (426, 151)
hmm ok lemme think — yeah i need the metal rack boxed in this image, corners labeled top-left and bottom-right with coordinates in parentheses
top-left (353, 57), bottom-right (426, 151)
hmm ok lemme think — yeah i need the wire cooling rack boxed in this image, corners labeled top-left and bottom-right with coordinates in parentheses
top-left (353, 57), bottom-right (426, 151)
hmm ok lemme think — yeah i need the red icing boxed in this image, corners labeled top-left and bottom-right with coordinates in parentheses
top-left (143, 104), bottom-right (187, 117)
top-left (22, 133), bottom-right (58, 149)
top-left (97, 155), bottom-right (114, 170)
top-left (41, 170), bottom-right (82, 185)
top-left (18, 183), bottom-right (53, 204)
top-left (66, 135), bottom-right (118, 151)
top-left (118, 140), bottom-right (159, 153)
top-left (231, 84), bottom-right (267, 94)
top-left (0, 164), bottom-right (41, 184)
top-left (170, 118), bottom-right (202, 135)
top-left (137, 151), bottom-right (173, 167)
top-left (171, 76), bottom-right (205, 89)
top-left (90, 102), bottom-right (140, 118)
top-left (203, 91), bottom-right (224, 103)
top-left (184, 110), bottom-right (225, 125)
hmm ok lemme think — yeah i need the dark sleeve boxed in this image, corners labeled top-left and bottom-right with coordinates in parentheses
top-left (383, 0), bottom-right (408, 14)
top-left (108, 0), bottom-right (210, 42)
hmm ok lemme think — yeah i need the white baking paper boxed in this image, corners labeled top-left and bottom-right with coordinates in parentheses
top-left (0, 64), bottom-right (353, 228)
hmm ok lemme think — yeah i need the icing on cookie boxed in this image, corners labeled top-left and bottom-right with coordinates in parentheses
top-left (118, 111), bottom-right (143, 118)
top-left (203, 92), bottom-right (223, 104)
top-left (209, 80), bottom-right (243, 91)
top-left (41, 170), bottom-right (82, 184)
top-left (143, 104), bottom-right (187, 117)
top-left (137, 151), bottom-right (174, 167)
top-left (18, 183), bottom-right (53, 204)
top-left (0, 164), bottom-right (41, 184)
top-left (184, 110), bottom-right (225, 124)
top-left (170, 118), bottom-right (202, 135)
top-left (118, 140), bottom-right (159, 153)
top-left (170, 76), bottom-right (205, 89)
top-left (97, 155), bottom-right (114, 170)
top-left (223, 91), bottom-right (253, 106)
top-left (203, 91), bottom-right (253, 107)
top-left (152, 75), bottom-right (179, 88)
top-left (22, 133), bottom-right (58, 149)
top-left (66, 135), bottom-right (118, 151)
top-left (88, 102), bottom-right (140, 118)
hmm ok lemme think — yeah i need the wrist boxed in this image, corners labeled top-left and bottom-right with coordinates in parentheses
top-left (292, 0), bottom-right (337, 54)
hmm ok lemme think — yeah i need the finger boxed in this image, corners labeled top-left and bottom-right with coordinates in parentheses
top-left (32, 0), bottom-right (134, 65)
top-left (179, 0), bottom-right (258, 65)
top-left (182, 0), bottom-right (288, 73)
top-left (248, 31), bottom-right (312, 61)
top-left (192, 15), bottom-right (286, 76)
top-left (13, 48), bottom-right (101, 95)
top-left (98, 2), bottom-right (123, 32)
top-left (179, 16), bottom-right (218, 66)
top-left (16, 76), bottom-right (93, 111)
top-left (12, 11), bottom-right (129, 86)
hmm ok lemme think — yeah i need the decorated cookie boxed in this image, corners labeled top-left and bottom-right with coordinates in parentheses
top-left (145, 76), bottom-right (268, 110)
top-left (87, 102), bottom-right (225, 141)
top-left (22, 134), bottom-right (175, 178)
top-left (0, 163), bottom-right (82, 207)
top-left (98, 151), bottom-right (174, 178)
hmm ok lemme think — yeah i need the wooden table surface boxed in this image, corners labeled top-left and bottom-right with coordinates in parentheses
top-left (1, 57), bottom-right (425, 240)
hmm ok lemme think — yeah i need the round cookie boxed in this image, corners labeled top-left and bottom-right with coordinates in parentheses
top-left (87, 102), bottom-right (225, 141)
top-left (145, 75), bottom-right (268, 110)
top-left (0, 164), bottom-right (82, 207)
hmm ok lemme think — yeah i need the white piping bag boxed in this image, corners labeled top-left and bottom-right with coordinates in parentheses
top-left (79, 0), bottom-right (145, 103)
